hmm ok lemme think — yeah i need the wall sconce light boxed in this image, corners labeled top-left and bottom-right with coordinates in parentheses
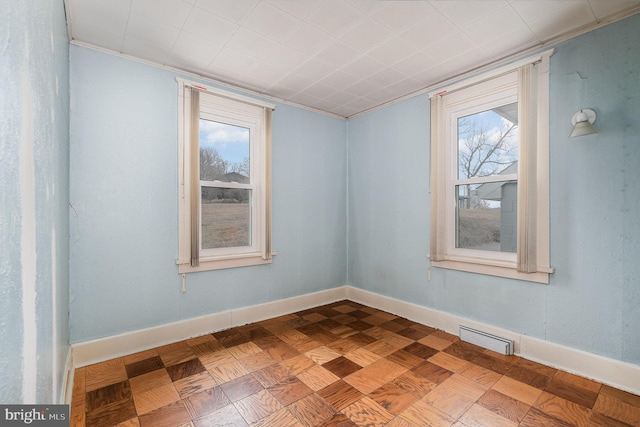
top-left (570, 108), bottom-right (597, 137)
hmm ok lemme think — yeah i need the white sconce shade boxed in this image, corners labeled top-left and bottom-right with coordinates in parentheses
top-left (570, 108), bottom-right (597, 137)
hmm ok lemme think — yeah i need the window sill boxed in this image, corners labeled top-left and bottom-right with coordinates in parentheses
top-left (430, 258), bottom-right (552, 284)
top-left (177, 252), bottom-right (276, 273)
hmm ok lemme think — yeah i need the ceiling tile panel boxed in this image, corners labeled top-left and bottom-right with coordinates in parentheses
top-left (194, 0), bottom-right (259, 23)
top-left (69, 19), bottom-right (126, 52)
top-left (124, 14), bottom-right (180, 49)
top-left (283, 23), bottom-right (334, 55)
top-left (399, 13), bottom-right (459, 49)
top-left (267, 0), bottom-right (321, 19)
top-left (318, 69), bottom-right (359, 89)
top-left (130, 0), bottom-right (193, 29)
top-left (461, 5), bottom-right (527, 44)
top-left (262, 43), bottom-right (308, 69)
top-left (339, 55), bottom-right (385, 79)
top-left (68, 0), bottom-right (640, 117)
top-left (518, 1), bottom-right (595, 40)
top-left (391, 51), bottom-right (437, 77)
top-left (312, 41), bottom-right (360, 68)
top-left (370, 1), bottom-right (436, 31)
top-left (589, 0), bottom-right (640, 20)
top-left (304, 0), bottom-right (364, 37)
top-left (243, 1), bottom-right (299, 42)
top-left (367, 37), bottom-right (420, 67)
top-left (434, 0), bottom-right (509, 28)
top-left (338, 18), bottom-right (394, 52)
top-left (183, 7), bottom-right (239, 44)
top-left (225, 27), bottom-right (280, 61)
top-left (68, 0), bottom-right (131, 24)
top-left (165, 32), bottom-right (222, 72)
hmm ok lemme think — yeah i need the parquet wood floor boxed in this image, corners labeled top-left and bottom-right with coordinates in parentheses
top-left (70, 300), bottom-right (640, 427)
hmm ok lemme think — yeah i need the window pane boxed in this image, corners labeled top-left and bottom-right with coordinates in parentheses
top-left (201, 188), bottom-right (251, 249)
top-left (456, 181), bottom-right (517, 253)
top-left (199, 119), bottom-right (250, 183)
top-left (458, 102), bottom-right (518, 179)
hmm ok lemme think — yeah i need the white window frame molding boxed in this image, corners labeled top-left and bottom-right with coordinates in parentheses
top-left (429, 49), bottom-right (554, 284)
top-left (176, 78), bottom-right (276, 273)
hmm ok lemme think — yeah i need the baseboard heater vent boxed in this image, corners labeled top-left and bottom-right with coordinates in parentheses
top-left (459, 325), bottom-right (514, 355)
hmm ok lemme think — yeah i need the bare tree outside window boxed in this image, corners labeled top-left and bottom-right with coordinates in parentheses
top-left (456, 103), bottom-right (518, 252)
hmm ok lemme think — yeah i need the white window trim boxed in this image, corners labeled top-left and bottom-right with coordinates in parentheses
top-left (176, 78), bottom-right (276, 273)
top-left (429, 49), bottom-right (554, 284)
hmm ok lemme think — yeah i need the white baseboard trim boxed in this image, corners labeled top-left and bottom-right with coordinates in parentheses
top-left (61, 347), bottom-right (74, 404)
top-left (71, 286), bottom-right (347, 368)
top-left (345, 286), bottom-right (640, 396)
top-left (70, 285), bottom-right (640, 396)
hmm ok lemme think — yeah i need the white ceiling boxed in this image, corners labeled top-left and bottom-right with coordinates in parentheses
top-left (66, 0), bottom-right (640, 118)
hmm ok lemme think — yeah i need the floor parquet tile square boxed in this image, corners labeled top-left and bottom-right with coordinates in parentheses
top-left (192, 403), bottom-right (248, 427)
top-left (322, 356), bottom-right (363, 378)
top-left (85, 396), bottom-right (138, 427)
top-left (252, 407), bottom-right (304, 427)
top-left (267, 376), bottom-right (313, 405)
top-left (533, 391), bottom-right (591, 427)
top-left (71, 300), bottom-right (640, 427)
top-left (297, 365), bottom-right (340, 391)
top-left (399, 399), bottom-right (455, 427)
top-left (402, 342), bottom-right (439, 359)
top-left (491, 375), bottom-right (544, 406)
top-left (288, 393), bottom-right (335, 427)
top-left (167, 358), bottom-right (207, 382)
top-left (326, 338), bottom-right (362, 355)
top-left (233, 389), bottom-right (283, 424)
top-left (252, 363), bottom-right (293, 388)
top-left (457, 361), bottom-right (503, 388)
top-left (477, 389), bottom-right (531, 424)
top-left (85, 380), bottom-right (132, 412)
top-left (545, 370), bottom-right (601, 409)
top-left (128, 368), bottom-right (172, 396)
top-left (369, 381), bottom-right (420, 415)
top-left (182, 387), bottom-right (230, 419)
top-left (157, 341), bottom-right (197, 367)
top-left (422, 383), bottom-right (476, 419)
top-left (281, 354), bottom-right (317, 376)
top-left (410, 360), bottom-right (453, 384)
top-left (386, 349), bottom-right (425, 369)
top-left (317, 380), bottom-right (363, 411)
top-left (219, 373), bottom-right (264, 402)
top-left (132, 382), bottom-right (180, 415)
top-left (125, 356), bottom-right (165, 378)
top-left (84, 358), bottom-right (128, 392)
top-left (173, 371), bottom-right (218, 399)
top-left (458, 403), bottom-right (519, 427)
top-left (342, 396), bottom-right (394, 427)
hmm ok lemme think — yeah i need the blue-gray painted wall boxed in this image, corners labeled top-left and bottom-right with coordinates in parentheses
top-left (348, 14), bottom-right (640, 365)
top-left (0, 0), bottom-right (70, 403)
top-left (2, 3), bottom-right (638, 403)
top-left (68, 46), bottom-right (348, 343)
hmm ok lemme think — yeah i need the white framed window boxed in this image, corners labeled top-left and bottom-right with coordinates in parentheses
top-left (429, 50), bottom-right (554, 284)
top-left (177, 78), bottom-right (275, 272)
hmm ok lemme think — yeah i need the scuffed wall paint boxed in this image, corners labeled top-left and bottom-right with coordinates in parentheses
top-left (0, 0), bottom-right (70, 403)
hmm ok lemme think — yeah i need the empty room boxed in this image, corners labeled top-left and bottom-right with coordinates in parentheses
top-left (2, 0), bottom-right (640, 426)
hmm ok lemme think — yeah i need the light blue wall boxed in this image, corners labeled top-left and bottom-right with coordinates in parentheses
top-left (348, 14), bottom-right (640, 365)
top-left (69, 46), bottom-right (348, 343)
top-left (0, 0), bottom-right (70, 403)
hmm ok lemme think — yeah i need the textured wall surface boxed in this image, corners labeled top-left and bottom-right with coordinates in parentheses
top-left (0, 0), bottom-right (70, 403)
top-left (348, 14), bottom-right (640, 365)
top-left (69, 46), bottom-right (348, 343)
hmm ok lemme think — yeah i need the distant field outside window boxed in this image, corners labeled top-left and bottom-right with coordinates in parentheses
top-left (456, 102), bottom-right (518, 254)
